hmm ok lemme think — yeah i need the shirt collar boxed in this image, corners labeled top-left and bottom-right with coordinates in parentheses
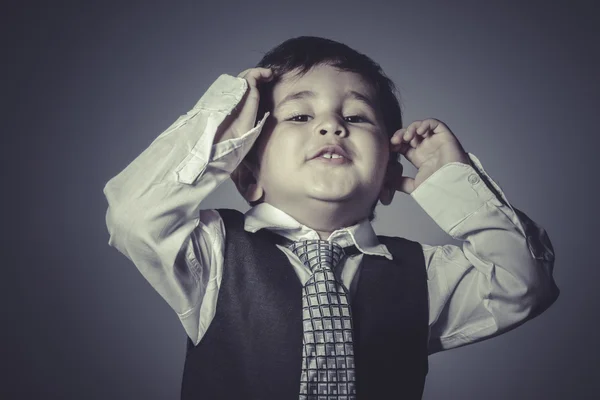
top-left (244, 202), bottom-right (393, 260)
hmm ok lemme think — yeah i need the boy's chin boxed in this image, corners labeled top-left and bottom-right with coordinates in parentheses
top-left (304, 188), bottom-right (356, 203)
top-left (305, 192), bottom-right (375, 214)
top-left (303, 180), bottom-right (363, 200)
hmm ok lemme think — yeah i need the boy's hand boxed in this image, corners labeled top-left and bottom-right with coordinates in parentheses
top-left (214, 68), bottom-right (273, 143)
top-left (388, 118), bottom-right (470, 195)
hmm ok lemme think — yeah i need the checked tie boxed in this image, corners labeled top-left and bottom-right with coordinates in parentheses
top-left (288, 239), bottom-right (357, 400)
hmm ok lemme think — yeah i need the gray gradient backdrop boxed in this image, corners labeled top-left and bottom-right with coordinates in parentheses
top-left (4, 1), bottom-right (599, 399)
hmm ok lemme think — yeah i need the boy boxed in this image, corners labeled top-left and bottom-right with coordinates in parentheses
top-left (103, 37), bottom-right (559, 399)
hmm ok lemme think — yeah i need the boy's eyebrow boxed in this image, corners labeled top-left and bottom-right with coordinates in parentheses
top-left (346, 90), bottom-right (376, 110)
top-left (275, 90), bottom-right (315, 109)
top-left (274, 90), bottom-right (376, 110)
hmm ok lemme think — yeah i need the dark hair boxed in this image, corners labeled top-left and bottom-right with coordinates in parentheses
top-left (255, 36), bottom-right (403, 138)
top-left (245, 36), bottom-right (403, 221)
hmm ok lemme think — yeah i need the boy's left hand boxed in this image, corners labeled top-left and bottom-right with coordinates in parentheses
top-left (387, 118), bottom-right (470, 195)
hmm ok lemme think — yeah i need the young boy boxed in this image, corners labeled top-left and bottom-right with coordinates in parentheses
top-left (103, 37), bottom-right (559, 399)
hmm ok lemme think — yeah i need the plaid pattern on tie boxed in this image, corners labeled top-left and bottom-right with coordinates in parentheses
top-left (288, 240), bottom-right (357, 400)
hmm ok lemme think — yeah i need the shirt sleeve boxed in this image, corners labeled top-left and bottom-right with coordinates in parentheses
top-left (103, 74), bottom-right (268, 345)
top-left (411, 153), bottom-right (560, 355)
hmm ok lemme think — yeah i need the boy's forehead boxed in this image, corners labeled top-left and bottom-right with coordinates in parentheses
top-left (272, 65), bottom-right (376, 104)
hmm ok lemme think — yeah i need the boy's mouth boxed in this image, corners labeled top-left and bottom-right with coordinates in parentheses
top-left (309, 144), bottom-right (352, 162)
top-left (311, 154), bottom-right (350, 165)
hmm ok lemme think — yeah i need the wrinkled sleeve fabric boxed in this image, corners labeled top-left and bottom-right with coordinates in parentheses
top-left (103, 74), bottom-right (267, 345)
top-left (411, 153), bottom-right (559, 355)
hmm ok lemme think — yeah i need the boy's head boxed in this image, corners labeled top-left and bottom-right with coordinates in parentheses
top-left (233, 36), bottom-right (404, 228)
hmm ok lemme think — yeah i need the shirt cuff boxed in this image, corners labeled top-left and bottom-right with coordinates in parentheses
top-left (174, 74), bottom-right (249, 185)
top-left (192, 74), bottom-right (248, 112)
top-left (211, 112), bottom-right (270, 168)
top-left (410, 153), bottom-right (498, 236)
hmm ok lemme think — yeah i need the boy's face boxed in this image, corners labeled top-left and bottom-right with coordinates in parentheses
top-left (251, 64), bottom-right (391, 224)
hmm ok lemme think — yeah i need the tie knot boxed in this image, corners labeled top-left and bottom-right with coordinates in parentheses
top-left (287, 239), bottom-right (345, 272)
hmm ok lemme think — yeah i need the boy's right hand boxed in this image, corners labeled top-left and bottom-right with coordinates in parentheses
top-left (214, 68), bottom-right (274, 144)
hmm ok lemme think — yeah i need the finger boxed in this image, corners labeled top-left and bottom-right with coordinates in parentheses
top-left (237, 68), bottom-right (252, 78)
top-left (403, 126), bottom-right (415, 143)
top-left (404, 127), bottom-right (423, 149)
top-left (239, 68), bottom-right (274, 87)
top-left (389, 128), bottom-right (406, 148)
top-left (237, 68), bottom-right (274, 105)
top-left (393, 175), bottom-right (415, 194)
top-left (409, 133), bottom-right (423, 149)
top-left (405, 120), bottom-right (422, 132)
top-left (236, 68), bottom-right (274, 125)
top-left (397, 142), bottom-right (416, 161)
top-left (416, 123), bottom-right (430, 136)
top-left (395, 124), bottom-right (428, 151)
top-left (390, 139), bottom-right (408, 158)
top-left (399, 176), bottom-right (416, 194)
top-left (219, 69), bottom-right (274, 140)
top-left (416, 119), bottom-right (437, 135)
top-left (390, 132), bottom-right (415, 155)
top-left (238, 67), bottom-right (273, 78)
top-left (414, 119), bottom-right (439, 142)
top-left (403, 120), bottom-right (424, 142)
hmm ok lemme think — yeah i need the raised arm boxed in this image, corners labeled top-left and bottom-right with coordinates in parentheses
top-left (103, 69), bottom-right (273, 344)
top-left (413, 154), bottom-right (559, 354)
top-left (384, 118), bottom-right (558, 354)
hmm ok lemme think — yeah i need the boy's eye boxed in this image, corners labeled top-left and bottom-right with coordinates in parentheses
top-left (288, 114), bottom-right (311, 122)
top-left (344, 115), bottom-right (370, 123)
top-left (286, 114), bottom-right (370, 123)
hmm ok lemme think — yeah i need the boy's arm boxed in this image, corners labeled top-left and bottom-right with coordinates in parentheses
top-left (412, 153), bottom-right (559, 355)
top-left (103, 73), bottom-right (267, 344)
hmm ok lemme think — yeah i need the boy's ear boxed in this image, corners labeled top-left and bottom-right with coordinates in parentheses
top-left (379, 161), bottom-right (403, 206)
top-left (231, 159), bottom-right (264, 203)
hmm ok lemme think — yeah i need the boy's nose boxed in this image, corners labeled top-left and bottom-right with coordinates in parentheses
top-left (319, 128), bottom-right (344, 135)
top-left (317, 118), bottom-right (348, 137)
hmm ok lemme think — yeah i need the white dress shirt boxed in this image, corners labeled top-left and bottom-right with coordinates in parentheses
top-left (103, 74), bottom-right (558, 356)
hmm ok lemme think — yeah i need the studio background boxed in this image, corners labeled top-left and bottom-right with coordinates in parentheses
top-left (3, 1), bottom-right (598, 399)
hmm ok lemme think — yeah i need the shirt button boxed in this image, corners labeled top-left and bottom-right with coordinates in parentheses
top-left (468, 174), bottom-right (480, 185)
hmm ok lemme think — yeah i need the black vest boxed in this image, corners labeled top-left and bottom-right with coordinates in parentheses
top-left (181, 209), bottom-right (429, 399)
